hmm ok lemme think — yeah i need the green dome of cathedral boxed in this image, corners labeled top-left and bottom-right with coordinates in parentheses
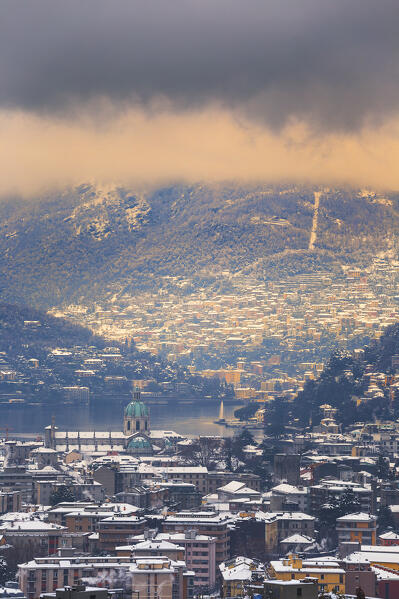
top-left (124, 400), bottom-right (149, 418)
top-left (127, 436), bottom-right (152, 450)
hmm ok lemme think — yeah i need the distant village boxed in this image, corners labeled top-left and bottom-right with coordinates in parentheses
top-left (54, 254), bottom-right (399, 403)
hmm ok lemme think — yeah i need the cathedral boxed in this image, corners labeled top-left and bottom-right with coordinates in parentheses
top-left (122, 394), bottom-right (153, 456)
top-left (44, 391), bottom-right (181, 456)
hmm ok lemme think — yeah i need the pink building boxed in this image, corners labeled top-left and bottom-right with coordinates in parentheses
top-left (119, 530), bottom-right (217, 590)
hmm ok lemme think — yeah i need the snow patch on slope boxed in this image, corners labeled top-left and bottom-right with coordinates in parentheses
top-left (65, 185), bottom-right (150, 240)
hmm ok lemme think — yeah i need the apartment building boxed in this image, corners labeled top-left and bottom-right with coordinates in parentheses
top-left (130, 539), bottom-right (185, 561)
top-left (270, 484), bottom-right (309, 512)
top-left (152, 467), bottom-right (208, 494)
top-left (346, 545), bottom-right (399, 571)
top-left (51, 503), bottom-right (141, 533)
top-left (161, 511), bottom-right (233, 565)
top-left (269, 556), bottom-right (345, 595)
top-left (310, 480), bottom-right (374, 514)
top-left (206, 472), bottom-right (261, 494)
top-left (220, 557), bottom-right (265, 598)
top-left (336, 512), bottom-right (377, 546)
top-left (0, 519), bottom-right (66, 562)
top-left (121, 530), bottom-right (217, 590)
top-left (219, 556), bottom-right (265, 598)
top-left (97, 516), bottom-right (147, 551)
top-left (131, 557), bottom-right (194, 599)
top-left (18, 552), bottom-right (194, 599)
top-left (258, 512), bottom-right (315, 554)
top-left (47, 503), bottom-right (105, 527)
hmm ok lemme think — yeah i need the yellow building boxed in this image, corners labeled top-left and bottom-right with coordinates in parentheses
top-left (336, 512), bottom-right (377, 545)
top-left (220, 557), bottom-right (266, 598)
top-left (269, 555), bottom-right (345, 595)
top-left (223, 369), bottom-right (242, 386)
top-left (236, 387), bottom-right (256, 400)
top-left (346, 546), bottom-right (399, 571)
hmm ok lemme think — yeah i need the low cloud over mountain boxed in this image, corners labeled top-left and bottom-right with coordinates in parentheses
top-left (1, 1), bottom-right (399, 193)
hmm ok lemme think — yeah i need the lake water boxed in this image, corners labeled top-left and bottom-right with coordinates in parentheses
top-left (0, 400), bottom-right (245, 439)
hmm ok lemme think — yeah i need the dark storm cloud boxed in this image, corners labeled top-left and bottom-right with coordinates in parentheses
top-left (0, 0), bottom-right (398, 130)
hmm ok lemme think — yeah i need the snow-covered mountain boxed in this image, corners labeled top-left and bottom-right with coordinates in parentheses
top-left (0, 183), bottom-right (397, 308)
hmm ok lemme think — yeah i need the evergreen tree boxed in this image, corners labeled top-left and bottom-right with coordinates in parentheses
top-left (377, 455), bottom-right (390, 479)
top-left (49, 485), bottom-right (76, 506)
top-left (266, 397), bottom-right (287, 437)
top-left (377, 505), bottom-right (395, 531)
top-left (0, 559), bottom-right (13, 586)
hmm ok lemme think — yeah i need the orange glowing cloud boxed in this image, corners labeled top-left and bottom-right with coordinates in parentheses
top-left (1, 105), bottom-right (399, 197)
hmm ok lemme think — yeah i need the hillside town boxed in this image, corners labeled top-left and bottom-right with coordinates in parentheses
top-left (1, 393), bottom-right (399, 599)
top-left (0, 307), bottom-right (230, 409)
top-left (54, 254), bottom-right (399, 403)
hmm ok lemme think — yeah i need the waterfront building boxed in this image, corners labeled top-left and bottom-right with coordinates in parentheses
top-left (44, 393), bottom-right (181, 456)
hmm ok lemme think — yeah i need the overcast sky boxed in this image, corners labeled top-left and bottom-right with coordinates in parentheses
top-left (1, 0), bottom-right (398, 194)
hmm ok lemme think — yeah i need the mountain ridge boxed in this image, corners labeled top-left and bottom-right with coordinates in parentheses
top-left (0, 184), bottom-right (398, 308)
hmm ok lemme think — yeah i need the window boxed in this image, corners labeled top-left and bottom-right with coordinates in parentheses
top-left (53, 570), bottom-right (58, 591)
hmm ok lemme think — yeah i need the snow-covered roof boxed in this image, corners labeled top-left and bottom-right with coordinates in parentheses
top-left (272, 483), bottom-right (307, 495)
top-left (218, 481), bottom-right (246, 493)
top-left (337, 512), bottom-right (376, 522)
top-left (100, 516), bottom-right (144, 523)
top-left (219, 557), bottom-right (264, 581)
top-left (132, 540), bottom-right (184, 551)
top-left (347, 549), bottom-right (399, 565)
top-left (280, 534), bottom-right (314, 544)
top-left (271, 560), bottom-right (344, 574)
top-left (220, 563), bottom-right (256, 581)
top-left (0, 520), bottom-right (65, 532)
top-left (255, 511), bottom-right (314, 522)
top-left (379, 531), bottom-right (399, 540)
top-left (372, 565), bottom-right (399, 580)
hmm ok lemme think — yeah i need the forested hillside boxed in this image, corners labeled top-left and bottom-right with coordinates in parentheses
top-left (0, 303), bottom-right (231, 403)
top-left (0, 184), bottom-right (398, 308)
top-left (269, 323), bottom-right (399, 431)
